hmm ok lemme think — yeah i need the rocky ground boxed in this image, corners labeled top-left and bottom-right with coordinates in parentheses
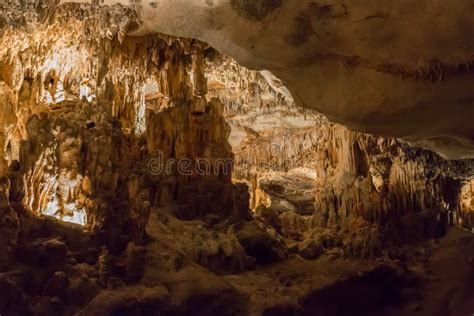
top-left (383, 227), bottom-right (474, 316)
top-left (69, 217), bottom-right (474, 316)
top-left (0, 3), bottom-right (472, 315)
top-left (3, 205), bottom-right (471, 315)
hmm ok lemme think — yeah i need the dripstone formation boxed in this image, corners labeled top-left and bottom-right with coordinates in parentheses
top-left (0, 2), bottom-right (473, 316)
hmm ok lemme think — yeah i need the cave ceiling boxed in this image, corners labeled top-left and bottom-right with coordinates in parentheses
top-left (55, 0), bottom-right (474, 159)
top-left (0, 2), bottom-right (473, 315)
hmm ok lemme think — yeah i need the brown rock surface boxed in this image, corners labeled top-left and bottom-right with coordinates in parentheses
top-left (0, 3), bottom-right (472, 315)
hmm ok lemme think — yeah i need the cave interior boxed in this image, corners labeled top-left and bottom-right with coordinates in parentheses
top-left (0, 2), bottom-right (473, 316)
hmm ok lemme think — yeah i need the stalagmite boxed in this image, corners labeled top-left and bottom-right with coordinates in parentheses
top-left (0, 2), bottom-right (472, 316)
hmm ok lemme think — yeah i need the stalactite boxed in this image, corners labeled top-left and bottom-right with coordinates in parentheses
top-left (216, 59), bottom-right (473, 256)
top-left (460, 179), bottom-right (474, 231)
top-left (0, 3), bottom-right (472, 315)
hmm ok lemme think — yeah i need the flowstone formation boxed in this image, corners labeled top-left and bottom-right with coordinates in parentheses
top-left (0, 2), bottom-right (473, 316)
top-left (460, 179), bottom-right (474, 230)
top-left (54, 0), bottom-right (474, 159)
top-left (207, 58), bottom-right (474, 259)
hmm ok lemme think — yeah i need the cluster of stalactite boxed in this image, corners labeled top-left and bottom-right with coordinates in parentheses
top-left (0, 4), bottom-right (140, 237)
top-left (210, 59), bottom-right (474, 257)
top-left (0, 2), bottom-right (248, 248)
top-left (460, 179), bottom-right (474, 231)
top-left (0, 3), bottom-right (473, 314)
top-left (0, 3), bottom-right (139, 170)
top-left (237, 121), bottom-right (472, 256)
top-left (146, 98), bottom-right (250, 220)
top-left (0, 5), bottom-right (257, 314)
top-left (248, 121), bottom-right (473, 254)
top-left (7, 103), bottom-right (150, 245)
top-left (0, 0), bottom-right (471, 270)
top-left (0, 0), bottom-right (59, 31)
top-left (311, 127), bottom-right (464, 243)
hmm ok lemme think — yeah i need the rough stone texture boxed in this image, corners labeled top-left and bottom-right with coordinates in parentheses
top-left (61, 0), bottom-right (474, 158)
top-left (0, 177), bottom-right (19, 270)
top-left (0, 3), bottom-right (472, 315)
top-left (230, 0), bottom-right (283, 21)
top-left (459, 179), bottom-right (474, 231)
top-left (206, 58), bottom-right (473, 257)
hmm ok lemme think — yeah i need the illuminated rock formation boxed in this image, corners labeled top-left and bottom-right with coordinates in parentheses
top-left (58, 0), bottom-right (474, 159)
top-left (460, 180), bottom-right (474, 230)
top-left (0, 2), bottom-right (472, 315)
top-left (207, 58), bottom-right (473, 258)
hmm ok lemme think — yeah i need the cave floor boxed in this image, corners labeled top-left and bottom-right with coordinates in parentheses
top-left (383, 226), bottom-right (474, 316)
top-left (82, 209), bottom-right (474, 316)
